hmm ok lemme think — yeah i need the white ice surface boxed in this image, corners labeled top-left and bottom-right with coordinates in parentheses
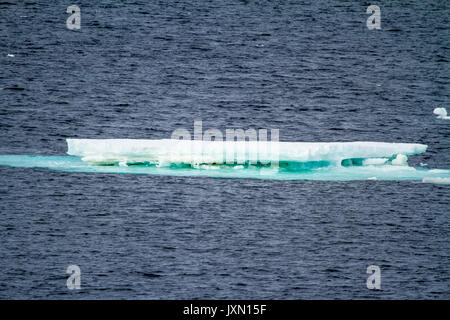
top-left (67, 139), bottom-right (427, 166)
top-left (362, 158), bottom-right (389, 166)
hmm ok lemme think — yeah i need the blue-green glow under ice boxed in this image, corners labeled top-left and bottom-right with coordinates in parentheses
top-left (1, 155), bottom-right (449, 182)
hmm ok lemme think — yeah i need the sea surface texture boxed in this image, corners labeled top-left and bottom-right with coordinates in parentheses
top-left (0, 0), bottom-right (449, 299)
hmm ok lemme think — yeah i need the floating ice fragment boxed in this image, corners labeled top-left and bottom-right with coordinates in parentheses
top-left (422, 178), bottom-right (450, 185)
top-left (433, 108), bottom-right (450, 120)
top-left (391, 154), bottom-right (408, 166)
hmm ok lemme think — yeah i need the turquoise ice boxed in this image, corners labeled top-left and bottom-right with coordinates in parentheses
top-left (0, 154), bottom-right (449, 182)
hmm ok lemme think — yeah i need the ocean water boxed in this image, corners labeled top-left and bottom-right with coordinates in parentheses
top-left (0, 0), bottom-right (449, 299)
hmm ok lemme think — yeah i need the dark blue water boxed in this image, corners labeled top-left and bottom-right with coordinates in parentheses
top-left (0, 0), bottom-right (449, 299)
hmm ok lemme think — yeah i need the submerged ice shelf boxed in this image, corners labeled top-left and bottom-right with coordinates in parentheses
top-left (0, 154), bottom-right (449, 182)
top-left (0, 139), bottom-right (449, 182)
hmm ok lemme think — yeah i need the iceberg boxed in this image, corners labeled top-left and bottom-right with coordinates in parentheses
top-left (66, 139), bottom-right (427, 167)
top-left (0, 139), bottom-right (446, 182)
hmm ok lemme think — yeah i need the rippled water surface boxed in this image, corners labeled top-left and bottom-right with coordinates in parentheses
top-left (0, 0), bottom-right (449, 299)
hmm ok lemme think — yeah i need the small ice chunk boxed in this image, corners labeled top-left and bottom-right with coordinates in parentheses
top-left (156, 158), bottom-right (171, 167)
top-left (118, 161), bottom-right (128, 167)
top-left (367, 177), bottom-right (377, 180)
top-left (422, 178), bottom-right (450, 185)
top-left (7, 54), bottom-right (14, 57)
top-left (433, 108), bottom-right (450, 120)
top-left (392, 154), bottom-right (408, 166)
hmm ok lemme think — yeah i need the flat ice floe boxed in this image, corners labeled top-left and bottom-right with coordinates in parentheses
top-left (66, 139), bottom-right (427, 167)
top-left (0, 139), bottom-right (448, 182)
